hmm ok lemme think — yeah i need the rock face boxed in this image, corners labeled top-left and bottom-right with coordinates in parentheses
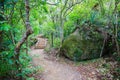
top-left (60, 28), bottom-right (104, 61)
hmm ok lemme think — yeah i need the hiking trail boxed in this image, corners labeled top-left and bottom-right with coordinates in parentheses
top-left (30, 37), bottom-right (101, 80)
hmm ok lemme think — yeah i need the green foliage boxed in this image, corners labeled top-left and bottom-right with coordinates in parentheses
top-left (0, 0), bottom-right (45, 79)
top-left (19, 65), bottom-right (43, 79)
top-left (53, 38), bottom-right (60, 48)
top-left (0, 48), bottom-right (17, 76)
top-left (26, 77), bottom-right (34, 80)
top-left (64, 20), bottom-right (74, 37)
top-left (0, 0), bottom-right (120, 79)
top-left (0, 23), bottom-right (11, 31)
top-left (19, 53), bottom-right (31, 68)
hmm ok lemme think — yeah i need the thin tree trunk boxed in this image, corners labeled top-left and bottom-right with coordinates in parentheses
top-left (10, 30), bottom-right (16, 45)
top-left (15, 0), bottom-right (33, 57)
top-left (115, 12), bottom-right (120, 55)
top-left (51, 32), bottom-right (53, 47)
top-left (100, 37), bottom-right (106, 57)
top-left (114, 0), bottom-right (120, 55)
top-left (14, 0), bottom-right (33, 79)
top-left (59, 0), bottom-right (68, 45)
top-left (26, 39), bottom-right (28, 54)
top-left (0, 0), bottom-right (4, 13)
top-left (0, 0), bottom-right (4, 50)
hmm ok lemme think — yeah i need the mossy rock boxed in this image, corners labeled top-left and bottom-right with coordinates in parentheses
top-left (60, 29), bottom-right (103, 61)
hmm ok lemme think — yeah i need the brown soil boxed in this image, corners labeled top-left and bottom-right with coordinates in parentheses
top-left (30, 48), bottom-right (103, 80)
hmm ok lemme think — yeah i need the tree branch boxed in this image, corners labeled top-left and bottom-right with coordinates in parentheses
top-left (15, 0), bottom-right (33, 55)
top-left (46, 1), bottom-right (59, 6)
top-left (63, 0), bottom-right (83, 17)
top-left (61, 0), bottom-right (69, 13)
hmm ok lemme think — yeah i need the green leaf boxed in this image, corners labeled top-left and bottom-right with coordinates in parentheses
top-left (26, 77), bottom-right (34, 80)
top-left (0, 23), bottom-right (11, 31)
top-left (43, 5), bottom-right (48, 13)
top-left (8, 59), bottom-right (14, 65)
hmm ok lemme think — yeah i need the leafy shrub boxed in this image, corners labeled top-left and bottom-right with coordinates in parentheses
top-left (53, 38), bottom-right (60, 48)
top-left (0, 51), bottom-right (17, 77)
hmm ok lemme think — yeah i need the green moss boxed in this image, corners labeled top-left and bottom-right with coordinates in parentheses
top-left (61, 34), bottom-right (82, 60)
top-left (60, 29), bottom-right (103, 61)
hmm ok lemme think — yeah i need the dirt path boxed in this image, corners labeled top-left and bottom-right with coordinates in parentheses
top-left (30, 49), bottom-right (85, 80)
top-left (29, 36), bottom-right (103, 80)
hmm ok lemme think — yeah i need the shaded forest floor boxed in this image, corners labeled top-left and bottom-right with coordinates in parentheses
top-left (30, 47), bottom-right (113, 80)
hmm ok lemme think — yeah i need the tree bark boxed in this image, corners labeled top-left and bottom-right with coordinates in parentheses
top-left (114, 1), bottom-right (120, 55)
top-left (14, 0), bottom-right (33, 79)
top-left (15, 0), bottom-right (33, 55)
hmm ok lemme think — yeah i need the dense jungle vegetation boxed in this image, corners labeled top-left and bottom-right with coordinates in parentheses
top-left (0, 0), bottom-right (120, 80)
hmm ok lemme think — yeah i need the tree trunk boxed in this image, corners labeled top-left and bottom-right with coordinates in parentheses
top-left (60, 13), bottom-right (64, 44)
top-left (51, 32), bottom-right (54, 47)
top-left (114, 1), bottom-right (120, 55)
top-left (15, 0), bottom-right (33, 57)
top-left (0, 0), bottom-right (4, 50)
top-left (14, 0), bottom-right (33, 79)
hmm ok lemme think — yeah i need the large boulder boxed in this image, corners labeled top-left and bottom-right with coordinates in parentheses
top-left (60, 28), bottom-right (104, 61)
